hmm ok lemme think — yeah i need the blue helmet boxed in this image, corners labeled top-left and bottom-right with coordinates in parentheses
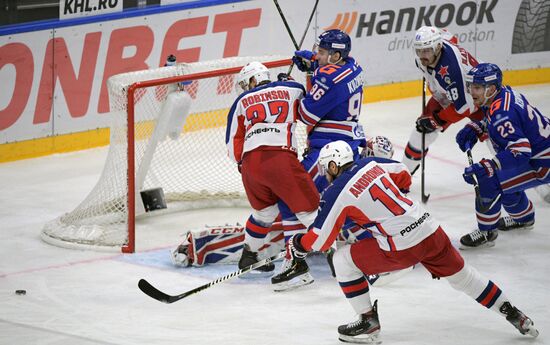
top-left (317, 29), bottom-right (352, 59)
top-left (466, 63), bottom-right (502, 90)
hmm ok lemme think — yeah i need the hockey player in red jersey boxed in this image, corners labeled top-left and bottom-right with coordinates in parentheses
top-left (225, 62), bottom-right (319, 275)
top-left (270, 28), bottom-right (367, 291)
top-left (402, 26), bottom-right (484, 174)
top-left (286, 140), bottom-right (539, 343)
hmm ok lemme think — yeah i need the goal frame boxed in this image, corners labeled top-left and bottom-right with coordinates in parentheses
top-left (122, 58), bottom-right (292, 253)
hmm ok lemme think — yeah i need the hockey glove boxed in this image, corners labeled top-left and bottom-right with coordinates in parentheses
top-left (293, 50), bottom-right (317, 72)
top-left (463, 159), bottom-right (496, 185)
top-left (415, 112), bottom-right (445, 134)
top-left (287, 234), bottom-right (308, 262)
top-left (456, 121), bottom-right (486, 152)
top-left (277, 73), bottom-right (294, 82)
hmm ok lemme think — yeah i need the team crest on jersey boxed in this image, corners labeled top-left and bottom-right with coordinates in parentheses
top-left (437, 65), bottom-right (449, 78)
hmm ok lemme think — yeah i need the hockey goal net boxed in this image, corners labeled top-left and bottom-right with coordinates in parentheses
top-left (42, 56), bottom-right (308, 253)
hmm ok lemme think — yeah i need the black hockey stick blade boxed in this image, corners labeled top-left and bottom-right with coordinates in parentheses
top-left (138, 279), bottom-right (179, 304)
top-left (138, 251), bottom-right (285, 304)
top-left (421, 191), bottom-right (431, 203)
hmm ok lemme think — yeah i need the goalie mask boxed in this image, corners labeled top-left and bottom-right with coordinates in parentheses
top-left (362, 136), bottom-right (394, 159)
top-left (236, 61), bottom-right (270, 92)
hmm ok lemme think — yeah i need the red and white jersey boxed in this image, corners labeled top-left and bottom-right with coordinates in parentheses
top-left (415, 40), bottom-right (479, 115)
top-left (301, 158), bottom-right (439, 252)
top-left (225, 80), bottom-right (305, 163)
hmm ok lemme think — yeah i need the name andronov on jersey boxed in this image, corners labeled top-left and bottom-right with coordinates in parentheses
top-left (348, 165), bottom-right (385, 198)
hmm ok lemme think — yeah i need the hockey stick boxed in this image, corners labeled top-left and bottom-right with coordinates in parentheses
top-left (273, 0), bottom-right (319, 75)
top-left (465, 148), bottom-right (501, 213)
top-left (138, 251), bottom-right (285, 304)
top-left (421, 77), bottom-right (430, 203)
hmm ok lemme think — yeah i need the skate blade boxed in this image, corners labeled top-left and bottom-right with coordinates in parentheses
top-left (523, 320), bottom-right (539, 338)
top-left (338, 331), bottom-right (381, 344)
top-left (459, 241), bottom-right (495, 250)
top-left (238, 270), bottom-right (274, 279)
top-left (273, 273), bottom-right (314, 292)
top-left (499, 224), bottom-right (534, 232)
top-left (526, 327), bottom-right (540, 338)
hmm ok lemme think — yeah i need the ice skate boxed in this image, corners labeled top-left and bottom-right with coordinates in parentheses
top-left (338, 300), bottom-right (381, 344)
top-left (271, 258), bottom-right (314, 291)
top-left (238, 245), bottom-right (274, 278)
top-left (500, 302), bottom-right (539, 337)
top-left (497, 216), bottom-right (534, 231)
top-left (459, 229), bottom-right (498, 249)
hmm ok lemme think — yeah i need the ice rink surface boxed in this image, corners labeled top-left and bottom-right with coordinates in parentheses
top-left (1, 84), bottom-right (549, 345)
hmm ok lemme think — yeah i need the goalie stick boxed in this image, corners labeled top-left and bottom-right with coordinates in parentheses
top-left (138, 251), bottom-right (285, 304)
top-left (273, 0), bottom-right (319, 75)
top-left (465, 147), bottom-right (501, 213)
top-left (421, 77), bottom-right (430, 203)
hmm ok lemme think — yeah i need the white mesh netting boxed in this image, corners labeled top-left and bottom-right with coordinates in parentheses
top-left (42, 56), bottom-right (308, 251)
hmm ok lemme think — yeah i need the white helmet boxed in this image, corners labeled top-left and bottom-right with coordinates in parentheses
top-left (362, 136), bottom-right (394, 159)
top-left (236, 61), bottom-right (270, 92)
top-left (413, 26), bottom-right (442, 51)
top-left (317, 140), bottom-right (354, 175)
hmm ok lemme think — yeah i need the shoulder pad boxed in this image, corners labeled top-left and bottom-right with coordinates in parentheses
top-left (316, 64), bottom-right (344, 77)
top-left (489, 90), bottom-right (511, 116)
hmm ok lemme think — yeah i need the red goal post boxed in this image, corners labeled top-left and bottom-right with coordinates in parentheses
top-left (42, 56), bottom-right (308, 253)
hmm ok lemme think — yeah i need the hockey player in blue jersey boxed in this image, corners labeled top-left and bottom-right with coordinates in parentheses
top-left (403, 26), bottom-right (483, 174)
top-left (269, 29), bottom-right (367, 291)
top-left (456, 63), bottom-right (550, 249)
